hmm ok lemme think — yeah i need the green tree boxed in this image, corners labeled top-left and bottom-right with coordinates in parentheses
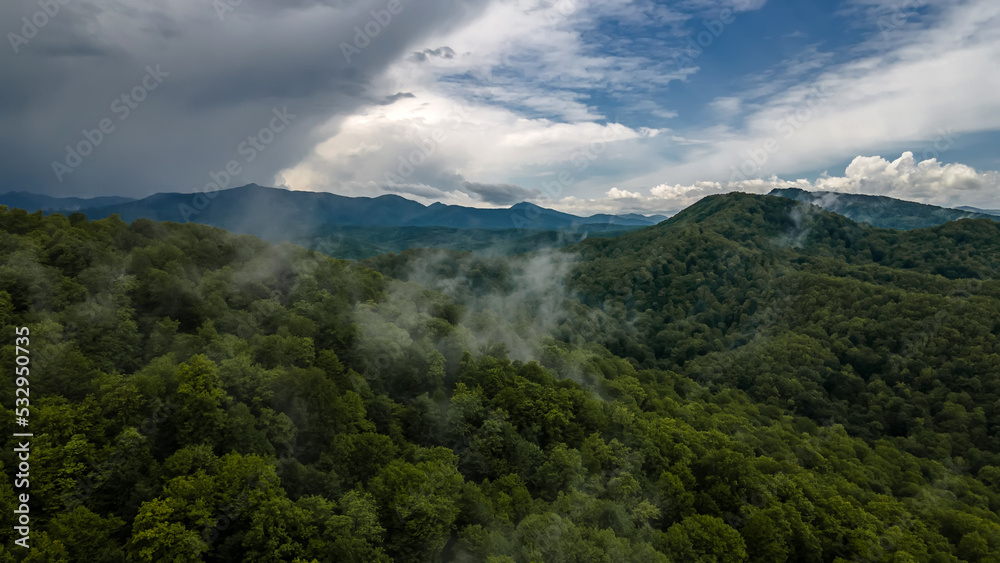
top-left (662, 515), bottom-right (748, 563)
top-left (368, 450), bottom-right (464, 560)
top-left (172, 355), bottom-right (230, 446)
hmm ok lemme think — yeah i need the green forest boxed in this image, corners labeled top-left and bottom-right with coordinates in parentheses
top-left (1, 193), bottom-right (999, 562)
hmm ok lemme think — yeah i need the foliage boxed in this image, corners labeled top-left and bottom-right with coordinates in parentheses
top-left (1, 197), bottom-right (999, 562)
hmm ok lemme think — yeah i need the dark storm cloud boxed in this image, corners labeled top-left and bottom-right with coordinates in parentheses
top-left (409, 46), bottom-right (456, 62)
top-left (386, 183), bottom-right (450, 200)
top-left (463, 181), bottom-right (541, 205)
top-left (378, 92), bottom-right (416, 105)
top-left (0, 0), bottom-right (490, 198)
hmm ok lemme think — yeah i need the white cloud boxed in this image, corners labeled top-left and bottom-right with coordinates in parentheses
top-left (812, 152), bottom-right (1000, 208)
top-left (275, 0), bottom-right (1000, 218)
top-left (276, 0), bottom-right (772, 200)
top-left (276, 0), bottom-right (690, 201)
top-left (708, 96), bottom-right (742, 118)
top-left (607, 187), bottom-right (642, 199)
top-left (651, 109), bottom-right (680, 119)
top-left (276, 89), bottom-right (664, 202)
top-left (543, 195), bottom-right (660, 216)
top-left (551, 152), bottom-right (1000, 216)
top-left (624, 0), bottom-right (1000, 190)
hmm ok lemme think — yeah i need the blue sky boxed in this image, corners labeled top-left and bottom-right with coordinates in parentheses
top-left (2, 0), bottom-right (998, 214)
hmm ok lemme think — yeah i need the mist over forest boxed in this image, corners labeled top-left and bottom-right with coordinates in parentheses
top-left (2, 191), bottom-right (1000, 561)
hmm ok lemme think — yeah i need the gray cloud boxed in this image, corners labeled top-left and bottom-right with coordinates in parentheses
top-left (378, 92), bottom-right (416, 105)
top-left (463, 181), bottom-right (541, 205)
top-left (0, 0), bottom-right (489, 198)
top-left (408, 46), bottom-right (456, 63)
top-left (384, 183), bottom-right (449, 200)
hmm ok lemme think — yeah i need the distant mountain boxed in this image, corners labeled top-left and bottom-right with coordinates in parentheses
top-left (585, 211), bottom-right (670, 225)
top-left (958, 205), bottom-right (1000, 216)
top-left (0, 191), bottom-right (135, 212)
top-left (66, 184), bottom-right (666, 240)
top-left (0, 185), bottom-right (665, 258)
top-left (769, 187), bottom-right (998, 230)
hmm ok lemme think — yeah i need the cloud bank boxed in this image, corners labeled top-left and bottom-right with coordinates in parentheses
top-left (553, 152), bottom-right (1000, 215)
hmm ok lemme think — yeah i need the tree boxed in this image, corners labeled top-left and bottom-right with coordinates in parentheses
top-left (172, 355), bottom-right (230, 446)
top-left (367, 450), bottom-right (464, 560)
top-left (662, 515), bottom-right (748, 563)
top-left (48, 505), bottom-right (126, 562)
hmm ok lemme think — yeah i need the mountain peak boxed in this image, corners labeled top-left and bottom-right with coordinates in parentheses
top-left (509, 201), bottom-right (547, 211)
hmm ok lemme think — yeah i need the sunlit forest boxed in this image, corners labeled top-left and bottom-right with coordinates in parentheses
top-left (2, 193), bottom-right (999, 562)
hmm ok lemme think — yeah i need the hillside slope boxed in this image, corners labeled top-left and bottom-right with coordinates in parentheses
top-left (566, 193), bottom-right (1000, 463)
top-left (770, 187), bottom-right (998, 229)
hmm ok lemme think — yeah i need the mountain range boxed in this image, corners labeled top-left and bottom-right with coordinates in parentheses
top-left (0, 191), bottom-right (135, 212)
top-left (958, 205), bottom-right (1000, 216)
top-left (0, 184), bottom-right (670, 258)
top-left (4, 184), bottom-right (998, 258)
top-left (0, 184), bottom-right (665, 233)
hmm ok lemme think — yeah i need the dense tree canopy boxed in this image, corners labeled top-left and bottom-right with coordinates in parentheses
top-left (1, 195), bottom-right (999, 561)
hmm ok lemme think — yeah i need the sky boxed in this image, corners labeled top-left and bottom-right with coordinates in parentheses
top-left (2, 0), bottom-right (998, 215)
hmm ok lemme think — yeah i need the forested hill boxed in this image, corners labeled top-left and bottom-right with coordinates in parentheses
top-left (567, 193), bottom-right (1000, 488)
top-left (770, 187), bottom-right (999, 230)
top-left (1, 199), bottom-right (1000, 561)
